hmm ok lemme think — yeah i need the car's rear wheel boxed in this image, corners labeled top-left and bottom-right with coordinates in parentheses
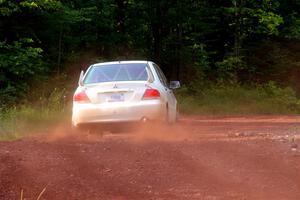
top-left (175, 106), bottom-right (179, 122)
top-left (165, 104), bottom-right (170, 124)
top-left (165, 104), bottom-right (177, 125)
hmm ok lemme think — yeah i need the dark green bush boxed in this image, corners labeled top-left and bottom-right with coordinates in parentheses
top-left (0, 39), bottom-right (46, 106)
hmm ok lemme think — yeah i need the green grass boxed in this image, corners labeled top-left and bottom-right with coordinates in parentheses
top-left (176, 82), bottom-right (300, 115)
top-left (0, 86), bottom-right (70, 141)
top-left (0, 105), bottom-right (70, 141)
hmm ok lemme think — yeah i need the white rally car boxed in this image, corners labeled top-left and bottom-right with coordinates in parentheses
top-left (72, 61), bottom-right (180, 130)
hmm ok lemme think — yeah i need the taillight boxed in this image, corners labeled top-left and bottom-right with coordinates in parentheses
top-left (73, 91), bottom-right (91, 103)
top-left (143, 89), bottom-right (160, 99)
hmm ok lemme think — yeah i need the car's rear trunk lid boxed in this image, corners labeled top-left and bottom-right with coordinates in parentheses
top-left (84, 81), bottom-right (150, 104)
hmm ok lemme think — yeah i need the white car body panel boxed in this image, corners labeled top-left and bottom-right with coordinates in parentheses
top-left (72, 61), bottom-right (178, 127)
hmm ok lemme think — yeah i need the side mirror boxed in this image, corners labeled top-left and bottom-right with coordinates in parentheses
top-left (78, 70), bottom-right (84, 86)
top-left (169, 81), bottom-right (180, 89)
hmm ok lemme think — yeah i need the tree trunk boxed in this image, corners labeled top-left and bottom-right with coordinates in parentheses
top-left (57, 25), bottom-right (63, 74)
top-left (176, 0), bottom-right (183, 81)
top-left (150, 1), bottom-right (162, 63)
top-left (115, 0), bottom-right (126, 34)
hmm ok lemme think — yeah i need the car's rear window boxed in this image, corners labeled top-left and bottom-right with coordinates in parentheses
top-left (84, 63), bottom-right (149, 84)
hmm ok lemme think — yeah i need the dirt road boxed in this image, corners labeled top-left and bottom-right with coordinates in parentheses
top-left (1, 116), bottom-right (300, 200)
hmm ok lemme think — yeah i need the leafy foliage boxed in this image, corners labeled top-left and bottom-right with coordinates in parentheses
top-left (0, 0), bottom-right (299, 108)
top-left (0, 39), bottom-right (45, 105)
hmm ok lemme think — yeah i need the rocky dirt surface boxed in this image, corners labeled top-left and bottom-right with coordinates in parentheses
top-left (1, 115), bottom-right (300, 200)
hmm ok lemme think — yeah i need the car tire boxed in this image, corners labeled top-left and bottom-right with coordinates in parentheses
top-left (175, 107), bottom-right (179, 123)
top-left (165, 106), bottom-right (177, 125)
top-left (165, 104), bottom-right (171, 124)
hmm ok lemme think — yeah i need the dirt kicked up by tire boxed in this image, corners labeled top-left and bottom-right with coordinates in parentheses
top-left (1, 115), bottom-right (300, 200)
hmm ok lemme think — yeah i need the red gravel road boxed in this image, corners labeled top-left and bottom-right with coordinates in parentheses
top-left (1, 116), bottom-right (300, 200)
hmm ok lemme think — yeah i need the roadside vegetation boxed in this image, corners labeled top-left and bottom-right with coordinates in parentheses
top-left (0, 0), bottom-right (299, 139)
top-left (0, 75), bottom-right (70, 140)
top-left (0, 88), bottom-right (71, 141)
top-left (177, 82), bottom-right (300, 115)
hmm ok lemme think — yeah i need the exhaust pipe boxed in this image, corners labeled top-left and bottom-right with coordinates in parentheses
top-left (141, 117), bottom-right (148, 123)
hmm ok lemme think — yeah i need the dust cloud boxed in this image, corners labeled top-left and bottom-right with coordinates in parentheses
top-left (43, 121), bottom-right (196, 143)
top-left (43, 115), bottom-right (300, 143)
top-left (130, 123), bottom-right (195, 142)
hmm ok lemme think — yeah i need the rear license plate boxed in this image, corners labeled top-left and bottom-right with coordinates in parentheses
top-left (107, 93), bottom-right (124, 102)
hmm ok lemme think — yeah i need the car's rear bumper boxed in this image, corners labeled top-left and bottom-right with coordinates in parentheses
top-left (72, 100), bottom-right (165, 126)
